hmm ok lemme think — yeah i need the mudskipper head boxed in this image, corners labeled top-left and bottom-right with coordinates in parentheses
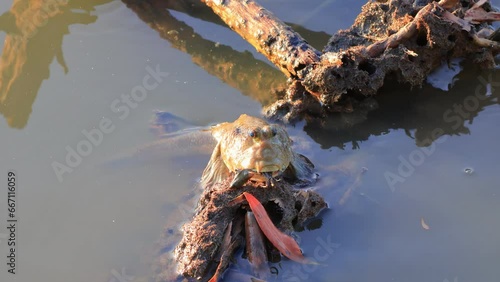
top-left (201, 114), bottom-right (315, 188)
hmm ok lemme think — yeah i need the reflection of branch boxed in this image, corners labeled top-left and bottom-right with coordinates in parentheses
top-left (123, 0), bottom-right (287, 105)
top-left (0, 0), bottom-right (112, 129)
top-left (303, 66), bottom-right (500, 149)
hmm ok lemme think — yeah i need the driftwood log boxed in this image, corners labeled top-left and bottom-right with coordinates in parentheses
top-left (202, 0), bottom-right (500, 121)
top-left (154, 178), bottom-right (326, 281)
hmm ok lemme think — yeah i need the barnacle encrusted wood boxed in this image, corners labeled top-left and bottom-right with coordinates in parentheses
top-left (295, 0), bottom-right (497, 110)
top-left (202, 0), bottom-right (500, 121)
top-left (172, 178), bottom-right (326, 279)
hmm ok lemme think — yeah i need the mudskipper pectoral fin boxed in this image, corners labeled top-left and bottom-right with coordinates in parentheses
top-left (201, 142), bottom-right (230, 188)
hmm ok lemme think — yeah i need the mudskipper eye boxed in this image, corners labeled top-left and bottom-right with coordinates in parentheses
top-left (249, 130), bottom-right (257, 138)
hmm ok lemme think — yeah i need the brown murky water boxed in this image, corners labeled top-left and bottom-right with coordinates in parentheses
top-left (0, 0), bottom-right (499, 282)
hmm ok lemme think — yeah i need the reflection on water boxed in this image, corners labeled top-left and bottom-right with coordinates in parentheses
top-left (304, 65), bottom-right (500, 149)
top-left (0, 0), bottom-right (113, 128)
top-left (123, 0), bottom-right (287, 106)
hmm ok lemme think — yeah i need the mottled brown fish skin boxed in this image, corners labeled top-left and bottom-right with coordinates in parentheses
top-left (202, 114), bottom-right (315, 188)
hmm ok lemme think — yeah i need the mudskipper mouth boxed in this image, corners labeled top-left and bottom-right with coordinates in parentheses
top-left (230, 165), bottom-right (286, 189)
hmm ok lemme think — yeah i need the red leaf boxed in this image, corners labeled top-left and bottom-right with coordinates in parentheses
top-left (242, 192), bottom-right (310, 264)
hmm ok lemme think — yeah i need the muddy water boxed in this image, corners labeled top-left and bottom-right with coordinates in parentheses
top-left (0, 0), bottom-right (499, 282)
